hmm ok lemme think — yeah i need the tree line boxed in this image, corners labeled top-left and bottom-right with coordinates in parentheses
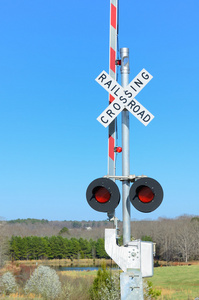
top-left (8, 218), bottom-right (49, 225)
top-left (9, 236), bottom-right (109, 260)
top-left (7, 218), bottom-right (110, 229)
top-left (3, 215), bottom-right (199, 263)
top-left (131, 216), bottom-right (199, 262)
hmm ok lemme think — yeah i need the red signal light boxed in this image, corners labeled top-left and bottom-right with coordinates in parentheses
top-left (94, 187), bottom-right (111, 203)
top-left (114, 147), bottom-right (122, 153)
top-left (86, 177), bottom-right (120, 213)
top-left (116, 147), bottom-right (122, 153)
top-left (129, 177), bottom-right (163, 213)
top-left (137, 186), bottom-right (154, 203)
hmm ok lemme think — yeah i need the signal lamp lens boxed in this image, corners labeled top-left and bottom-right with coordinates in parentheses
top-left (116, 147), bottom-right (122, 153)
top-left (137, 186), bottom-right (154, 203)
top-left (93, 187), bottom-right (111, 203)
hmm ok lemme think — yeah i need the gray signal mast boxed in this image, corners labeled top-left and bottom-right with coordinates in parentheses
top-left (121, 47), bottom-right (131, 246)
top-left (105, 2), bottom-right (151, 299)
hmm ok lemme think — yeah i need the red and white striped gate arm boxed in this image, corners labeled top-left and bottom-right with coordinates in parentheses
top-left (108, 0), bottom-right (118, 178)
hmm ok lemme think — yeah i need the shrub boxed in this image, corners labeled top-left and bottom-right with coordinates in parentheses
top-left (89, 264), bottom-right (161, 300)
top-left (143, 280), bottom-right (161, 299)
top-left (89, 263), bottom-right (120, 300)
top-left (0, 271), bottom-right (18, 295)
top-left (24, 266), bottom-right (61, 299)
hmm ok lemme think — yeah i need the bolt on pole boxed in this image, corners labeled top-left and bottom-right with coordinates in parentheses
top-left (120, 48), bottom-right (131, 245)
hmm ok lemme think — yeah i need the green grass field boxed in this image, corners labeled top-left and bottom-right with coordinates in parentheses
top-left (59, 265), bottom-right (199, 299)
top-left (150, 265), bottom-right (199, 299)
top-left (1, 263), bottom-right (199, 299)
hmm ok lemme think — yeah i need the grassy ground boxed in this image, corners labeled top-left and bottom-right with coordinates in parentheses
top-left (9, 258), bottom-right (113, 268)
top-left (59, 266), bottom-right (199, 300)
top-left (57, 266), bottom-right (199, 300)
top-left (0, 295), bottom-right (42, 299)
top-left (58, 269), bottom-right (98, 278)
top-left (1, 263), bottom-right (199, 299)
top-left (150, 265), bottom-right (199, 299)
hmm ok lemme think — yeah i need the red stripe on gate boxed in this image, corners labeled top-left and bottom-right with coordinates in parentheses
top-left (109, 135), bottom-right (115, 161)
top-left (109, 94), bottom-right (115, 103)
top-left (108, 1), bottom-right (117, 165)
top-left (111, 4), bottom-right (117, 29)
top-left (110, 47), bottom-right (116, 73)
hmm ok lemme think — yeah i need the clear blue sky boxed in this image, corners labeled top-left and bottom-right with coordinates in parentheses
top-left (0, 0), bottom-right (198, 221)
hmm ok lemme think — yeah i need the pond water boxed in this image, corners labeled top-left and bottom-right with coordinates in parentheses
top-left (57, 266), bottom-right (119, 271)
top-left (58, 266), bottom-right (99, 271)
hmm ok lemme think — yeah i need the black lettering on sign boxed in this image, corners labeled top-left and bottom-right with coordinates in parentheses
top-left (106, 109), bottom-right (115, 118)
top-left (124, 90), bottom-right (132, 98)
top-left (101, 116), bottom-right (108, 124)
top-left (133, 105), bottom-right (140, 113)
top-left (98, 73), bottom-right (107, 82)
top-left (143, 114), bottom-right (151, 122)
top-left (104, 80), bottom-right (112, 89)
top-left (141, 72), bottom-right (149, 80)
top-left (129, 85), bottom-right (137, 92)
top-left (119, 96), bottom-right (127, 104)
top-left (127, 99), bottom-right (136, 109)
top-left (134, 79), bottom-right (143, 88)
top-left (113, 103), bottom-right (121, 110)
top-left (111, 85), bottom-right (117, 91)
top-left (137, 110), bottom-right (145, 119)
top-left (114, 88), bottom-right (120, 97)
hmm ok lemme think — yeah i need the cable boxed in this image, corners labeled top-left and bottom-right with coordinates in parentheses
top-left (116, 0), bottom-right (120, 87)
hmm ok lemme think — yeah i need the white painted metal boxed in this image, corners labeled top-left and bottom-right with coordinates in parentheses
top-left (96, 69), bottom-right (154, 127)
top-left (139, 241), bottom-right (154, 277)
top-left (107, 0), bottom-right (118, 203)
top-left (105, 229), bottom-right (153, 277)
top-left (105, 229), bottom-right (141, 271)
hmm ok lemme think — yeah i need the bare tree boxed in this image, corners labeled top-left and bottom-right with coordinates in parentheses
top-left (0, 219), bottom-right (9, 268)
top-left (191, 218), bottom-right (199, 259)
top-left (174, 217), bottom-right (196, 262)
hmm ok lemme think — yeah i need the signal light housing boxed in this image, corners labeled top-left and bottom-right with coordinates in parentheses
top-left (115, 59), bottom-right (121, 65)
top-left (86, 177), bottom-right (120, 213)
top-left (114, 146), bottom-right (122, 153)
top-left (129, 177), bottom-right (163, 213)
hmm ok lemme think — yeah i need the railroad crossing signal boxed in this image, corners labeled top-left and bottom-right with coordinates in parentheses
top-left (86, 0), bottom-right (164, 296)
top-left (86, 177), bottom-right (120, 213)
top-left (129, 177), bottom-right (163, 213)
top-left (86, 177), bottom-right (163, 214)
top-left (96, 69), bottom-right (154, 127)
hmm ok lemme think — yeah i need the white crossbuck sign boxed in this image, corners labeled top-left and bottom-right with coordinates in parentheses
top-left (96, 69), bottom-right (154, 127)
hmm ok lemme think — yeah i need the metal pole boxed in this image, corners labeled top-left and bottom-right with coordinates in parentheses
top-left (120, 48), bottom-right (131, 245)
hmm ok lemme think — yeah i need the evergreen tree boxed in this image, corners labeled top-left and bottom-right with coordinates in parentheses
top-left (96, 239), bottom-right (109, 259)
